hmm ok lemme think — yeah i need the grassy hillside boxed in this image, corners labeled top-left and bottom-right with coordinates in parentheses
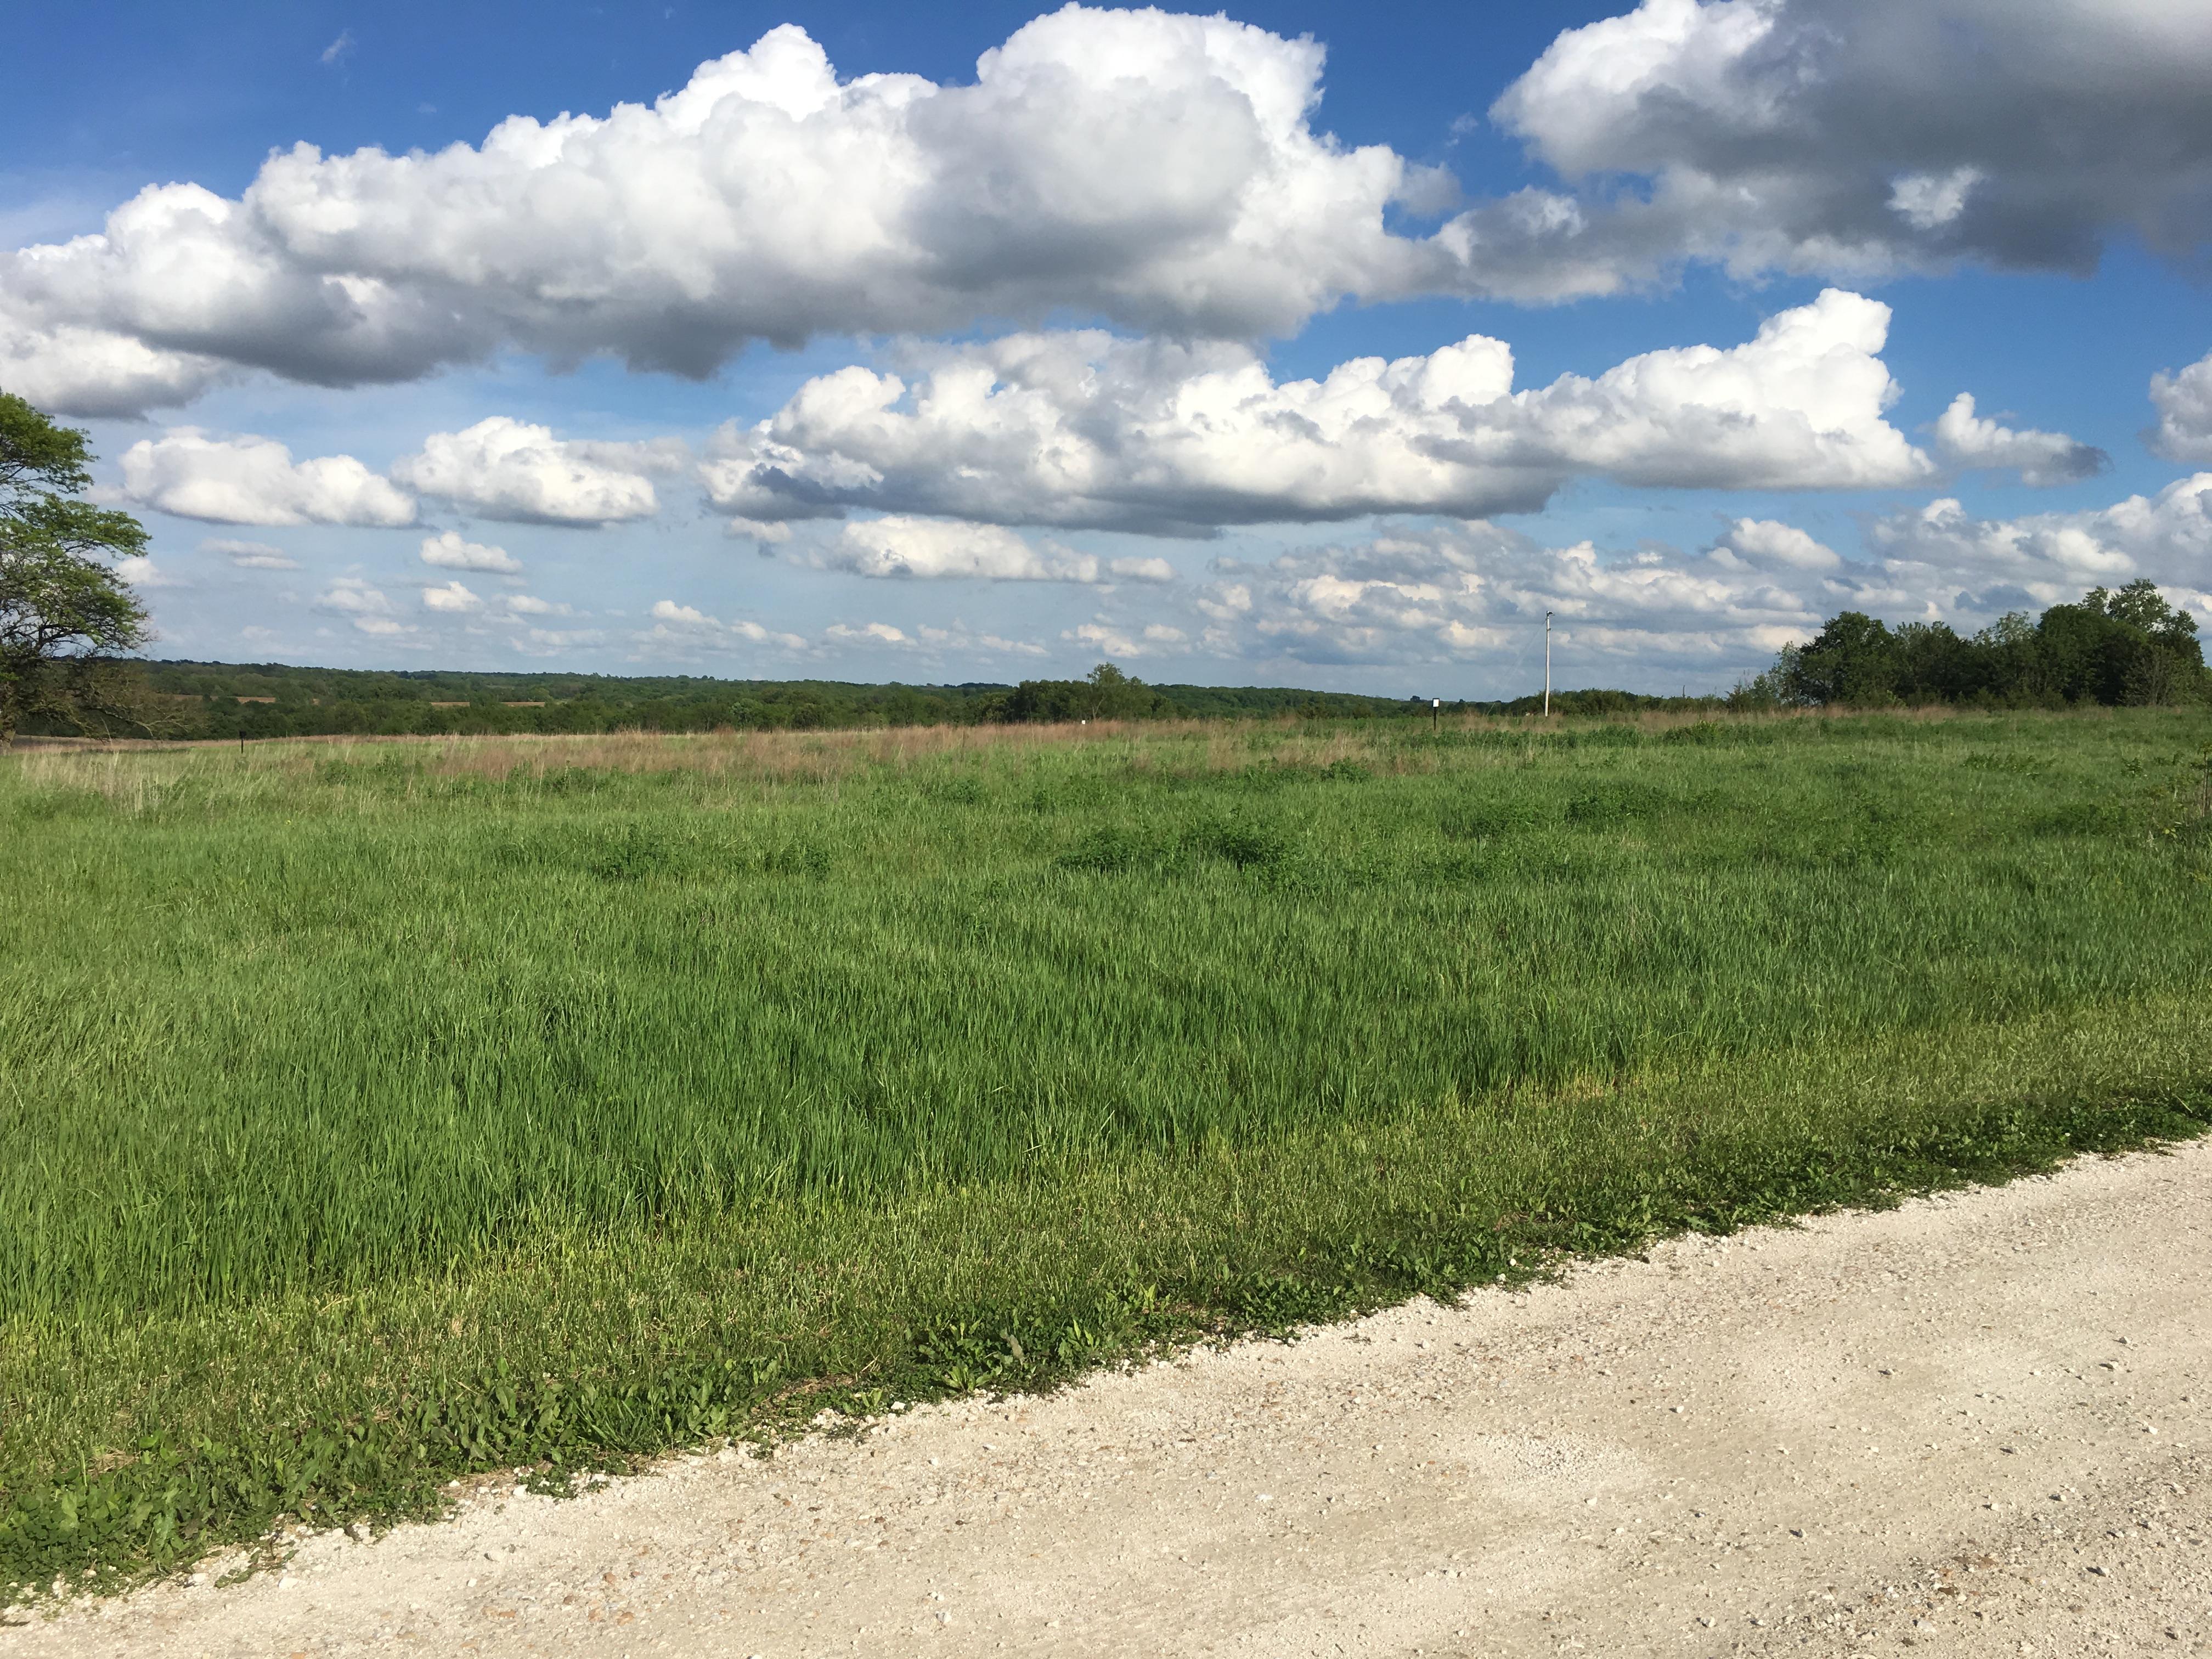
top-left (3, 708), bottom-right (2210, 1593)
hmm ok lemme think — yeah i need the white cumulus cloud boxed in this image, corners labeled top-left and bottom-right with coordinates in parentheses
top-left (0, 11), bottom-right (1429, 414)
top-left (200, 537), bottom-right (300, 569)
top-left (2148, 350), bottom-right (2212, 465)
top-left (1184, 524), bottom-right (1827, 675)
top-left (823, 620), bottom-right (1048, 657)
top-left (115, 555), bottom-right (183, 588)
top-left (421, 579), bottom-right (483, 613)
top-left (0, 301), bottom-right (229, 418)
top-left (1869, 475), bottom-right (2212, 613)
top-left (1709, 517), bottom-right (1841, 571)
top-left (1457, 0), bottom-right (2212, 300)
top-left (820, 516), bottom-right (1173, 583)
top-left (1931, 393), bottom-right (2106, 486)
top-left (705, 290), bottom-right (1937, 535)
top-left (419, 529), bottom-right (522, 573)
top-left (315, 577), bottom-right (413, 636)
top-left (644, 599), bottom-right (808, 653)
top-left (121, 430), bottom-right (415, 527)
top-left (8, 1), bottom-right (2210, 416)
top-left (392, 418), bottom-right (678, 526)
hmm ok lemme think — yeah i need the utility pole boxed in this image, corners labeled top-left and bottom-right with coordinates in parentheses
top-left (1543, 611), bottom-right (1553, 719)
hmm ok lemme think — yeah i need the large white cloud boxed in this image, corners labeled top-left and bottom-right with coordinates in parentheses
top-left (1454, 0), bottom-right (2212, 300)
top-left (821, 516), bottom-right (1173, 583)
top-left (1931, 393), bottom-right (2105, 486)
top-left (2148, 350), bottom-right (2212, 465)
top-left (1, 11), bottom-right (1426, 415)
top-left (7, 2), bottom-right (2208, 416)
top-left (392, 418), bottom-right (680, 526)
top-left (704, 290), bottom-right (1938, 534)
top-left (120, 430), bottom-right (417, 527)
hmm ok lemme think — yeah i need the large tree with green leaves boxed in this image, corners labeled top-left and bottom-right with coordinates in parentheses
top-left (0, 393), bottom-right (153, 745)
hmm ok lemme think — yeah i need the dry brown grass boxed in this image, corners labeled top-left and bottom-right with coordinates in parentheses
top-left (2, 704), bottom-right (1993, 806)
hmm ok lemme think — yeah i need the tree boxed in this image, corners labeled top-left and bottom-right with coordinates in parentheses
top-left (1781, 611), bottom-right (1900, 706)
top-left (0, 393), bottom-right (153, 745)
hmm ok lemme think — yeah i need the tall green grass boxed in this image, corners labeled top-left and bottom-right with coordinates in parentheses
top-left (3, 709), bottom-right (2210, 1593)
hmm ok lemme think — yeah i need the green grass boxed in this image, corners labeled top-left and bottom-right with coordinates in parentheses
top-left (4, 708), bottom-right (2211, 1595)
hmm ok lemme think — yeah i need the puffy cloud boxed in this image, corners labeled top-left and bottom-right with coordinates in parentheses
top-left (114, 555), bottom-right (183, 588)
top-left (823, 620), bottom-right (1048, 657)
top-left (1183, 524), bottom-right (1826, 674)
top-left (1, 12), bottom-right (1428, 414)
top-left (820, 516), bottom-right (1173, 583)
top-left (1047, 467), bottom-right (2212, 683)
top-left (645, 599), bottom-right (808, 653)
top-left (507, 624), bottom-right (606, 654)
top-left (707, 290), bottom-right (1936, 535)
top-left (120, 430), bottom-right (416, 527)
top-left (0, 302), bottom-right (228, 418)
top-left (2148, 350), bottom-right (2212, 465)
top-left (200, 537), bottom-right (299, 569)
top-left (1709, 517), bottom-right (1840, 571)
top-left (823, 622), bottom-right (913, 647)
top-left (501, 593), bottom-right (570, 616)
top-left (642, 600), bottom-right (1042, 661)
top-left (727, 517), bottom-right (794, 545)
top-left (1868, 475), bottom-right (2212, 612)
top-left (1453, 0), bottom-right (2212, 300)
top-left (419, 529), bottom-right (522, 573)
top-left (1064, 620), bottom-right (1189, 658)
top-left (392, 418), bottom-right (679, 526)
top-left (9, 2), bottom-right (2208, 416)
top-left (315, 577), bottom-right (413, 635)
top-left (1931, 393), bottom-right (2106, 486)
top-left (421, 580), bottom-right (483, 613)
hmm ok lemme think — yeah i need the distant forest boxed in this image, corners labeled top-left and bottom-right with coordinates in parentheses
top-left (1742, 580), bottom-right (2210, 710)
top-left (50, 659), bottom-right (1720, 741)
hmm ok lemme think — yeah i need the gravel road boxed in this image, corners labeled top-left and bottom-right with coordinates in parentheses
top-left (10, 1138), bottom-right (2211, 1657)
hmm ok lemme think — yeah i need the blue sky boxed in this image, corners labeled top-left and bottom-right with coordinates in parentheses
top-left (4, 0), bottom-right (2209, 695)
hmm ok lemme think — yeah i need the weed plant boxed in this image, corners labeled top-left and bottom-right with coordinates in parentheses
top-left (3, 708), bottom-right (2210, 1594)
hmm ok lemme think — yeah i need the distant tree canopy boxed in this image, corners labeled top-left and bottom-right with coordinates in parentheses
top-left (976, 663), bottom-right (1169, 723)
top-left (37, 657), bottom-right (1725, 743)
top-left (0, 394), bottom-right (154, 744)
top-left (1738, 582), bottom-right (2210, 710)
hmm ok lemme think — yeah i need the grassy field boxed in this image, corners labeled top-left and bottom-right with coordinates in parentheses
top-left (4, 708), bottom-right (2211, 1594)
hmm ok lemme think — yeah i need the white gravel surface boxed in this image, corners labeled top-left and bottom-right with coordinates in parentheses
top-left (8, 1137), bottom-right (2211, 1657)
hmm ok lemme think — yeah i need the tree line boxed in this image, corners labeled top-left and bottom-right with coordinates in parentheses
top-left (110, 661), bottom-right (1720, 741)
top-left (1735, 582), bottom-right (2210, 710)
